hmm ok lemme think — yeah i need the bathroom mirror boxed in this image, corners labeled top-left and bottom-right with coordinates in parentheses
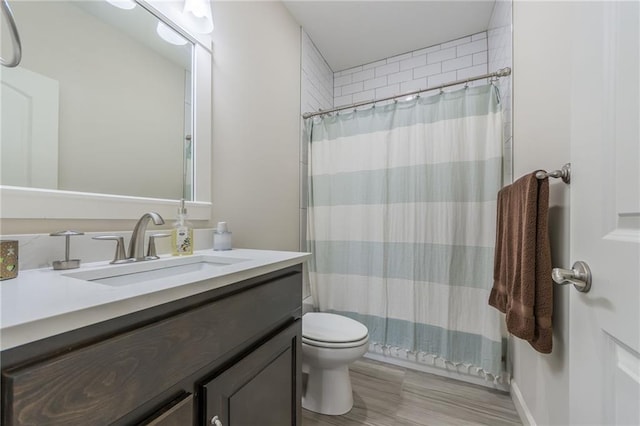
top-left (0, 0), bottom-right (211, 220)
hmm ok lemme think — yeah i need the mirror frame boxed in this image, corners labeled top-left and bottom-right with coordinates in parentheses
top-left (0, 0), bottom-right (211, 220)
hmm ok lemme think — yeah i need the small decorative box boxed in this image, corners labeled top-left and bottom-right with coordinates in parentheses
top-left (0, 240), bottom-right (19, 280)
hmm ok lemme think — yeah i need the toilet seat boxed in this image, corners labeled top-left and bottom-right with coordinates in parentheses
top-left (302, 335), bottom-right (369, 349)
top-left (302, 312), bottom-right (369, 348)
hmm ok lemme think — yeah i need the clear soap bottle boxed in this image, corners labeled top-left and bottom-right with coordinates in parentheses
top-left (172, 199), bottom-right (194, 256)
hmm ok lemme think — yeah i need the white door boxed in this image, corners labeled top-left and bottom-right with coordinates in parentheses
top-left (569, 1), bottom-right (640, 424)
top-left (1, 66), bottom-right (59, 189)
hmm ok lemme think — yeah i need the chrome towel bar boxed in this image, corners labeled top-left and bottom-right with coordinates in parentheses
top-left (1, 0), bottom-right (22, 68)
top-left (536, 163), bottom-right (571, 184)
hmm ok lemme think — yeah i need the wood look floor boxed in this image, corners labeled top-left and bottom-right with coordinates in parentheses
top-left (302, 358), bottom-right (522, 426)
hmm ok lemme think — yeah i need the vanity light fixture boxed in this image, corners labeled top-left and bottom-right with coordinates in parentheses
top-left (105, 0), bottom-right (136, 10)
top-left (182, 0), bottom-right (214, 34)
top-left (156, 21), bottom-right (188, 46)
top-left (154, 0), bottom-right (213, 45)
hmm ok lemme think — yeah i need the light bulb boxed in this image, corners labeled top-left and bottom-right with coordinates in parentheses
top-left (184, 0), bottom-right (207, 18)
top-left (182, 0), bottom-right (214, 34)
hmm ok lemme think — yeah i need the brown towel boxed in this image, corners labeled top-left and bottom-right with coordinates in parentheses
top-left (488, 172), bottom-right (553, 353)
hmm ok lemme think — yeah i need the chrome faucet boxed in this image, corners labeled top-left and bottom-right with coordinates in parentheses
top-left (128, 212), bottom-right (165, 260)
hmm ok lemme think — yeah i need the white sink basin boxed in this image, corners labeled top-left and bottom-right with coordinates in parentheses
top-left (63, 255), bottom-right (250, 287)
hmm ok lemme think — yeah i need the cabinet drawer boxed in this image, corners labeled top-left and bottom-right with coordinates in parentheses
top-left (140, 393), bottom-right (193, 426)
top-left (2, 271), bottom-right (301, 425)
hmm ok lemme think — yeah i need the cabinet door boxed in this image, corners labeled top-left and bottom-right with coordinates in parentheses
top-left (203, 320), bottom-right (301, 426)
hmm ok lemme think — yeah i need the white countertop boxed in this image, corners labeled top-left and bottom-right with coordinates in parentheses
top-left (0, 249), bottom-right (310, 351)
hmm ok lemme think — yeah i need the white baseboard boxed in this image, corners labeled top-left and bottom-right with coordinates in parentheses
top-left (510, 380), bottom-right (537, 426)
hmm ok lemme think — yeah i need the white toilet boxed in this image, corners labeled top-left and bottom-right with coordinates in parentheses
top-left (301, 312), bottom-right (369, 415)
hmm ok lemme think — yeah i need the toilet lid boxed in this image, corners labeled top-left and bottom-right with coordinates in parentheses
top-left (303, 312), bottom-right (368, 343)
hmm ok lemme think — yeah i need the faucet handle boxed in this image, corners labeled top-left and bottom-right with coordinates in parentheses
top-left (50, 230), bottom-right (84, 270)
top-left (147, 233), bottom-right (170, 259)
top-left (93, 235), bottom-right (127, 264)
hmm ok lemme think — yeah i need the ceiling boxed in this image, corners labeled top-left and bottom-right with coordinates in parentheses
top-left (283, 1), bottom-right (496, 72)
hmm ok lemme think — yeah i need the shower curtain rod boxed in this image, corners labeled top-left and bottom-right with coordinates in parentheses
top-left (302, 67), bottom-right (511, 119)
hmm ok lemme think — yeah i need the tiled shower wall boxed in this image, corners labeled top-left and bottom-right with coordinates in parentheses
top-left (301, 31), bottom-right (334, 116)
top-left (488, 0), bottom-right (513, 184)
top-left (333, 32), bottom-right (489, 107)
top-left (300, 30), bottom-right (333, 299)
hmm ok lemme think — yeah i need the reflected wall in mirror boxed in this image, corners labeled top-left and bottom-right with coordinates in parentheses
top-left (1, 1), bottom-right (194, 200)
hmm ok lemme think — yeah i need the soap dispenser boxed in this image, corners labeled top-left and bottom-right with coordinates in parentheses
top-left (171, 199), bottom-right (193, 256)
top-left (213, 222), bottom-right (232, 251)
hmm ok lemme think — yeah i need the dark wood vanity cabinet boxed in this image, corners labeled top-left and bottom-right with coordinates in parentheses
top-left (203, 321), bottom-right (300, 426)
top-left (140, 393), bottom-right (195, 426)
top-left (1, 265), bottom-right (303, 426)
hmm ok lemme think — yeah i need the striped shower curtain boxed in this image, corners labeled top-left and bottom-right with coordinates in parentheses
top-left (306, 84), bottom-right (508, 382)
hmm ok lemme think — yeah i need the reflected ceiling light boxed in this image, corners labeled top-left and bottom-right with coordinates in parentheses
top-left (183, 0), bottom-right (214, 34)
top-left (156, 21), bottom-right (188, 46)
top-left (105, 0), bottom-right (136, 10)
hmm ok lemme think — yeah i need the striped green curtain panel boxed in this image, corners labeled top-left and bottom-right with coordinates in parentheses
top-left (306, 84), bottom-right (508, 383)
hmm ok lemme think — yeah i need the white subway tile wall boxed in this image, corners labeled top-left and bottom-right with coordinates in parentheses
top-left (301, 31), bottom-right (333, 116)
top-left (488, 0), bottom-right (513, 184)
top-left (333, 32), bottom-right (489, 107)
top-left (300, 30), bottom-right (333, 298)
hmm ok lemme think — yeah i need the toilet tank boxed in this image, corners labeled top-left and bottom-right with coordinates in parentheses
top-left (302, 296), bottom-right (316, 314)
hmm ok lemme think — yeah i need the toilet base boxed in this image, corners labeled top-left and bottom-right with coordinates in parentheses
top-left (302, 364), bottom-right (354, 415)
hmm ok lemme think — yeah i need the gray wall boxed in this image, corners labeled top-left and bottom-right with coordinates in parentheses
top-left (211, 1), bottom-right (301, 251)
top-left (512, 2), bottom-right (572, 424)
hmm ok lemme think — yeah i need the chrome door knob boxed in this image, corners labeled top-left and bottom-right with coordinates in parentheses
top-left (552, 261), bottom-right (592, 293)
top-left (211, 415), bottom-right (223, 426)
